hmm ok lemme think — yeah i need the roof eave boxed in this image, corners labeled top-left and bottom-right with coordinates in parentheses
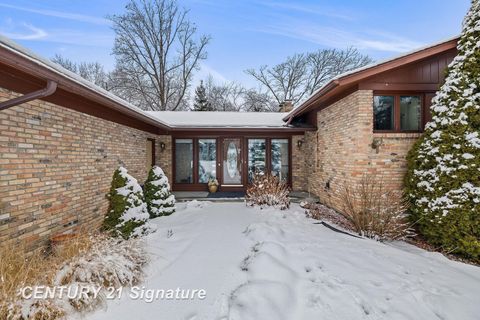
top-left (284, 36), bottom-right (459, 122)
top-left (169, 126), bottom-right (314, 132)
top-left (0, 41), bottom-right (172, 132)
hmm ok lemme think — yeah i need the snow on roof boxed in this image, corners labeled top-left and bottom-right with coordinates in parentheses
top-left (285, 35), bottom-right (460, 120)
top-left (147, 111), bottom-right (288, 128)
top-left (0, 35), bottom-right (171, 129)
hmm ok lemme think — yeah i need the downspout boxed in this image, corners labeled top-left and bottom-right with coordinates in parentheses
top-left (0, 80), bottom-right (57, 111)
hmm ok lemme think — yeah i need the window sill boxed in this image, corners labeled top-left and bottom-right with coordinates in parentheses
top-left (373, 132), bottom-right (423, 139)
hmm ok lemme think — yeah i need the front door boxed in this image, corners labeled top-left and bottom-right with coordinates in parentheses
top-left (221, 138), bottom-right (243, 187)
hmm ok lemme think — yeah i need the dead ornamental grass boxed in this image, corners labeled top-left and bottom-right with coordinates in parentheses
top-left (246, 173), bottom-right (290, 210)
top-left (0, 232), bottom-right (147, 320)
top-left (0, 243), bottom-right (64, 320)
top-left (341, 174), bottom-right (414, 241)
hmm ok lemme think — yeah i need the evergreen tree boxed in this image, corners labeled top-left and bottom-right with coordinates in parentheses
top-left (144, 166), bottom-right (176, 217)
top-left (193, 80), bottom-right (213, 111)
top-left (405, 0), bottom-right (480, 261)
top-left (103, 167), bottom-right (152, 239)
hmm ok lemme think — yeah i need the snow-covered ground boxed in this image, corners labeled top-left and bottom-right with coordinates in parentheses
top-left (88, 202), bottom-right (480, 320)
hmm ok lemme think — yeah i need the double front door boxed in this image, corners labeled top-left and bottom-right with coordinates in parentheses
top-left (173, 137), bottom-right (289, 191)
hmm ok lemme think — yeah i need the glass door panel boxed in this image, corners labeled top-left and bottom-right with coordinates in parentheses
top-left (222, 138), bottom-right (242, 185)
top-left (248, 139), bottom-right (266, 182)
top-left (198, 139), bottom-right (216, 183)
top-left (271, 139), bottom-right (289, 182)
top-left (175, 139), bottom-right (193, 183)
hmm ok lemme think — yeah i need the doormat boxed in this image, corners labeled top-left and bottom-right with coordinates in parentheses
top-left (207, 191), bottom-right (245, 198)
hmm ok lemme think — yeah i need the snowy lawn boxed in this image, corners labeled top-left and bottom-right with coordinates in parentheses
top-left (88, 201), bottom-right (480, 320)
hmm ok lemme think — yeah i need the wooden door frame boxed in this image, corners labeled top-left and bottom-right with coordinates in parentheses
top-left (218, 137), bottom-right (245, 191)
top-left (171, 135), bottom-right (293, 192)
top-left (147, 138), bottom-right (156, 167)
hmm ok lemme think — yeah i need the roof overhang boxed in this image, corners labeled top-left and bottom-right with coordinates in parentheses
top-left (284, 36), bottom-right (459, 122)
top-left (0, 36), bottom-right (172, 133)
top-left (168, 126), bottom-right (315, 133)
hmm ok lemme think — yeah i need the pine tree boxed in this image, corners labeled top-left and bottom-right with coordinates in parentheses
top-left (103, 167), bottom-right (153, 239)
top-left (405, 0), bottom-right (480, 261)
top-left (144, 166), bottom-right (176, 217)
top-left (193, 80), bottom-right (212, 111)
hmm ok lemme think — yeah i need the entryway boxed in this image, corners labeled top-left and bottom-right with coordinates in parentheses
top-left (172, 136), bottom-right (291, 192)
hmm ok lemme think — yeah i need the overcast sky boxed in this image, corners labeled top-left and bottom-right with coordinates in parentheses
top-left (0, 0), bottom-right (470, 88)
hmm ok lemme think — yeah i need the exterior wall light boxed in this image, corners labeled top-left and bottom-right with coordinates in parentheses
top-left (297, 139), bottom-right (304, 148)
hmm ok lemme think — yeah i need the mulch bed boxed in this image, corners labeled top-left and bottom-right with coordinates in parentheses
top-left (301, 202), bottom-right (356, 233)
top-left (301, 202), bottom-right (479, 267)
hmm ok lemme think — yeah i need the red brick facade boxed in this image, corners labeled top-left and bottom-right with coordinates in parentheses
top-left (0, 88), bottom-right (172, 250)
top-left (302, 90), bottom-right (421, 212)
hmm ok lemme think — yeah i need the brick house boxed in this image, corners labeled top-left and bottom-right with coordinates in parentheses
top-left (0, 35), bottom-right (457, 249)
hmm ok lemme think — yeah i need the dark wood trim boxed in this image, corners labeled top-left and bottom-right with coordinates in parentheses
top-left (147, 138), bottom-right (156, 166)
top-left (0, 62), bottom-right (165, 135)
top-left (170, 127), bottom-right (314, 134)
top-left (172, 138), bottom-right (196, 188)
top-left (285, 39), bottom-right (458, 122)
top-left (360, 83), bottom-right (440, 91)
top-left (372, 91), bottom-right (425, 134)
top-left (172, 136), bottom-right (293, 192)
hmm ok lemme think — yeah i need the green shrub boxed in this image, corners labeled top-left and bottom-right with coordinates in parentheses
top-left (405, 1), bottom-right (480, 261)
top-left (103, 167), bottom-right (152, 239)
top-left (144, 166), bottom-right (175, 218)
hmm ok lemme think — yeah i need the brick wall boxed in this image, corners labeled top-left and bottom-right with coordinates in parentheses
top-left (305, 90), bottom-right (421, 212)
top-left (0, 88), bottom-right (171, 250)
top-left (291, 135), bottom-right (306, 191)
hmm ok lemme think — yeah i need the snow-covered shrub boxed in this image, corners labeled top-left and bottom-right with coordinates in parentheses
top-left (144, 166), bottom-right (175, 218)
top-left (1, 300), bottom-right (65, 320)
top-left (405, 1), bottom-right (480, 260)
top-left (341, 174), bottom-right (413, 240)
top-left (54, 235), bottom-right (147, 311)
top-left (103, 167), bottom-right (153, 239)
top-left (0, 232), bottom-right (148, 319)
top-left (246, 173), bottom-right (290, 210)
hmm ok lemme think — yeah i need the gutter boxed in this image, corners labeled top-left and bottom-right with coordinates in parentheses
top-left (0, 80), bottom-right (57, 111)
top-left (0, 39), bottom-right (172, 132)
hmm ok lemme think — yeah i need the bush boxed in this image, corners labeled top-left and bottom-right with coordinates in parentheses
top-left (54, 234), bottom-right (147, 311)
top-left (341, 174), bottom-right (413, 241)
top-left (405, 1), bottom-right (480, 261)
top-left (246, 173), bottom-right (290, 210)
top-left (103, 167), bottom-right (153, 239)
top-left (0, 232), bottom-right (148, 319)
top-left (144, 166), bottom-right (175, 218)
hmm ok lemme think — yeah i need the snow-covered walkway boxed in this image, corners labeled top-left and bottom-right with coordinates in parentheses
top-left (88, 202), bottom-right (480, 320)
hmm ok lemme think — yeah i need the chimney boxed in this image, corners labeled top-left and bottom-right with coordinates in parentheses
top-left (279, 100), bottom-right (293, 112)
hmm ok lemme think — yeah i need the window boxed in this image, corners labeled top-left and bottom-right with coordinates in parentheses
top-left (198, 139), bottom-right (216, 183)
top-left (248, 139), bottom-right (266, 181)
top-left (271, 139), bottom-right (289, 182)
top-left (175, 139), bottom-right (193, 183)
top-left (400, 96), bottom-right (421, 131)
top-left (373, 96), bottom-right (394, 130)
top-left (373, 94), bottom-right (423, 132)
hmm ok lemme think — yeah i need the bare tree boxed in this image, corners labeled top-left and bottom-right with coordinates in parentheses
top-left (242, 89), bottom-right (277, 112)
top-left (51, 54), bottom-right (110, 90)
top-left (203, 76), bottom-right (245, 111)
top-left (109, 0), bottom-right (210, 111)
top-left (246, 48), bottom-right (372, 107)
top-left (201, 76), bottom-right (277, 112)
top-left (246, 53), bottom-right (308, 105)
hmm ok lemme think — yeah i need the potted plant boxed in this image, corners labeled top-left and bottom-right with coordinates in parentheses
top-left (208, 178), bottom-right (219, 193)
